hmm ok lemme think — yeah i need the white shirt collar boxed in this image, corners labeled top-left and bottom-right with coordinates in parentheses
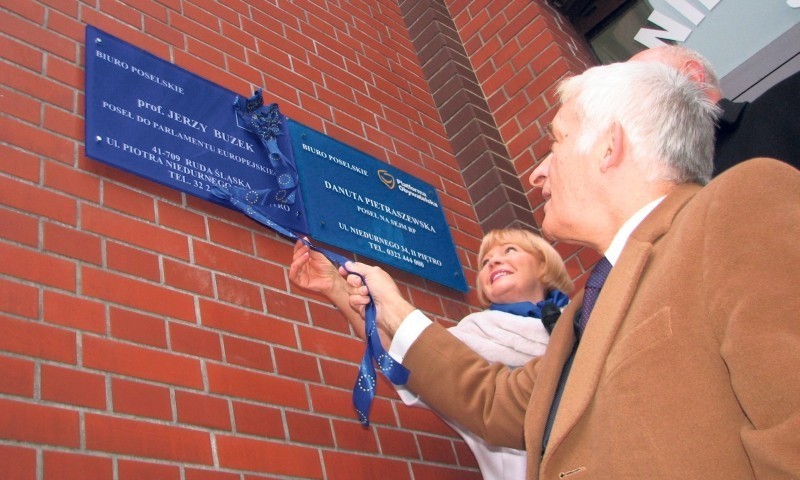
top-left (604, 196), bottom-right (665, 265)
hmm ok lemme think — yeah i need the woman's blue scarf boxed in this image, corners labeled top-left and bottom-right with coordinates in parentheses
top-left (489, 289), bottom-right (569, 319)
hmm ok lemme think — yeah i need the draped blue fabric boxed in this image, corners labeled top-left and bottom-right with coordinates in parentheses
top-left (212, 91), bottom-right (408, 427)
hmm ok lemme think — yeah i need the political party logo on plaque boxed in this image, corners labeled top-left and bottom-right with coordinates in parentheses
top-left (377, 170), bottom-right (396, 189)
top-left (84, 25), bottom-right (309, 235)
top-left (84, 25), bottom-right (467, 292)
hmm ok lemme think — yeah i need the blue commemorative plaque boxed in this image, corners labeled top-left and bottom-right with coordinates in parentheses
top-left (85, 25), bottom-right (309, 234)
top-left (289, 121), bottom-right (467, 292)
top-left (85, 25), bottom-right (467, 292)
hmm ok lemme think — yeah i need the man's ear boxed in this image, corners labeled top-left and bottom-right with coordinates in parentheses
top-left (600, 122), bottom-right (624, 173)
top-left (682, 59), bottom-right (707, 85)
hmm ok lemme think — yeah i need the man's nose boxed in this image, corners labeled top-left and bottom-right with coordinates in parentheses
top-left (529, 153), bottom-right (551, 188)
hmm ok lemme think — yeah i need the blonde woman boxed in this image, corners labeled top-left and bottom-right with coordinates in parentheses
top-left (290, 228), bottom-right (572, 479)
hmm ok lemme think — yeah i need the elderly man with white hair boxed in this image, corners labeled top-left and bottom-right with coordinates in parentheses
top-left (299, 61), bottom-right (800, 479)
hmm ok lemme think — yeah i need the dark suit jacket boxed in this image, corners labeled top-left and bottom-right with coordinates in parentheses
top-left (715, 71), bottom-right (800, 175)
top-left (403, 159), bottom-right (800, 479)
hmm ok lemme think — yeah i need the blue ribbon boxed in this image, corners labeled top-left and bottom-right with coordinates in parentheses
top-left (489, 289), bottom-right (569, 318)
top-left (213, 91), bottom-right (408, 427)
top-left (214, 183), bottom-right (409, 426)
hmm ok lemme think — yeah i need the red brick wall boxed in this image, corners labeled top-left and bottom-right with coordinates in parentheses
top-left (1, 1), bottom-right (590, 478)
top-left (446, 0), bottom-right (602, 283)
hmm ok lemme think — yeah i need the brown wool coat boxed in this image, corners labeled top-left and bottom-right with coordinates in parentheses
top-left (404, 159), bottom-right (800, 479)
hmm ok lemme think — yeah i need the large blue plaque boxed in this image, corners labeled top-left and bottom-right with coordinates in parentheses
top-left (289, 121), bottom-right (467, 292)
top-left (85, 25), bottom-right (467, 292)
top-left (85, 26), bottom-right (309, 234)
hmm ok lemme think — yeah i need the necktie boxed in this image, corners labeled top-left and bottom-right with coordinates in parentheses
top-left (542, 257), bottom-right (612, 450)
top-left (578, 257), bottom-right (612, 334)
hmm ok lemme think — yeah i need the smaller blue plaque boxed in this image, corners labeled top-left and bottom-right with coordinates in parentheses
top-left (289, 121), bottom-right (467, 292)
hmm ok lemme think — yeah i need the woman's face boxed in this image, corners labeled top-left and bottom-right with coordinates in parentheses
top-left (478, 242), bottom-right (546, 304)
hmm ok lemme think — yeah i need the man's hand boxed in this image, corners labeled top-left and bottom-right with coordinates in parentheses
top-left (289, 240), bottom-right (370, 340)
top-left (343, 261), bottom-right (416, 337)
top-left (289, 240), bottom-right (341, 296)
